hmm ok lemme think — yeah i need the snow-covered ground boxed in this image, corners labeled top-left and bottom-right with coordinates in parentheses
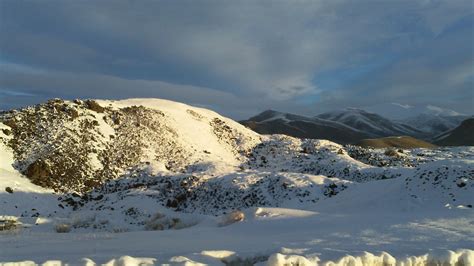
top-left (0, 99), bottom-right (473, 265)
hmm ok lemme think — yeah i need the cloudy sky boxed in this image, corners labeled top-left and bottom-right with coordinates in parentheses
top-left (0, 0), bottom-right (473, 119)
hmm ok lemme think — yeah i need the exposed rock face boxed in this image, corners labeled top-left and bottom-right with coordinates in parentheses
top-left (84, 100), bottom-right (105, 113)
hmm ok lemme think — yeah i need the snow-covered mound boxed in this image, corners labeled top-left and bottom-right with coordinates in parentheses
top-left (245, 136), bottom-right (396, 182)
top-left (63, 171), bottom-right (351, 229)
top-left (266, 249), bottom-right (474, 266)
top-left (6, 249), bottom-right (474, 266)
top-left (406, 159), bottom-right (473, 208)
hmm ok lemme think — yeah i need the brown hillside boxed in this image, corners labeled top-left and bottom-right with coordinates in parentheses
top-left (356, 136), bottom-right (436, 149)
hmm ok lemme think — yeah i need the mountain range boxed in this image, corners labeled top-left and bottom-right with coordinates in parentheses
top-left (241, 106), bottom-right (471, 146)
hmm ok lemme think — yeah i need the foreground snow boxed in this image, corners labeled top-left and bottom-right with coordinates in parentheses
top-left (1, 203), bottom-right (473, 264)
top-left (2, 173), bottom-right (473, 264)
top-left (4, 250), bottom-right (474, 266)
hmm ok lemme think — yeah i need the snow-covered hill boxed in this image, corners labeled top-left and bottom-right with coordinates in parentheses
top-left (0, 98), bottom-right (473, 265)
top-left (0, 98), bottom-right (260, 192)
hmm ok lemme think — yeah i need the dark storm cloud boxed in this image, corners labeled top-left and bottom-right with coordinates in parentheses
top-left (0, 0), bottom-right (472, 118)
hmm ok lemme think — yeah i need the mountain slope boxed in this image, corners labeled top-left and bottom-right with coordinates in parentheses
top-left (434, 118), bottom-right (474, 146)
top-left (240, 110), bottom-right (371, 144)
top-left (402, 113), bottom-right (468, 136)
top-left (317, 108), bottom-right (427, 139)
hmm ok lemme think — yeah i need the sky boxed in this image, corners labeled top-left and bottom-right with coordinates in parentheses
top-left (0, 0), bottom-right (473, 119)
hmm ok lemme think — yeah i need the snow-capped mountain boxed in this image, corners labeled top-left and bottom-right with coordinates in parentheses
top-left (364, 103), bottom-right (468, 136)
top-left (240, 110), bottom-right (371, 144)
top-left (316, 108), bottom-right (427, 139)
top-left (365, 103), bottom-right (465, 120)
top-left (243, 107), bottom-right (471, 145)
top-left (401, 113), bottom-right (468, 136)
top-left (1, 98), bottom-right (473, 264)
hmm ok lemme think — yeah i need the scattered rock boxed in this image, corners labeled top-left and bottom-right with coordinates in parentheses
top-left (55, 223), bottom-right (71, 233)
top-left (219, 210), bottom-right (245, 227)
top-left (25, 159), bottom-right (52, 184)
top-left (2, 119), bottom-right (17, 130)
top-left (0, 218), bottom-right (18, 231)
top-left (85, 100), bottom-right (105, 113)
top-left (166, 199), bottom-right (179, 208)
top-left (1, 128), bottom-right (11, 136)
top-left (68, 108), bottom-right (79, 119)
top-left (5, 187), bottom-right (13, 193)
top-left (384, 149), bottom-right (399, 157)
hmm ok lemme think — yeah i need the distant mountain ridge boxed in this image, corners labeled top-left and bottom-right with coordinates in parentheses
top-left (401, 113), bottom-right (468, 137)
top-left (242, 107), bottom-right (472, 146)
top-left (365, 103), bottom-right (466, 120)
top-left (240, 110), bottom-right (371, 144)
top-left (316, 108), bottom-right (427, 139)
